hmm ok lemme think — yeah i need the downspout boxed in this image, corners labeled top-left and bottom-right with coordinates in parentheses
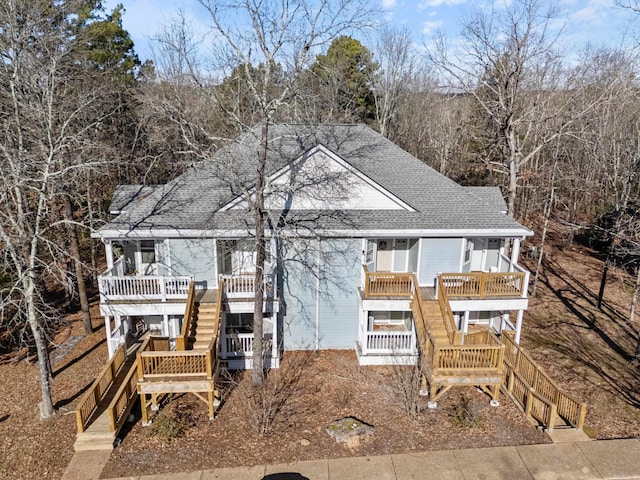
top-left (315, 236), bottom-right (321, 354)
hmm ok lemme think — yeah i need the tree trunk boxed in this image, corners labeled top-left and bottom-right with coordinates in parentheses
top-left (630, 266), bottom-right (640, 325)
top-left (251, 122), bottom-right (269, 387)
top-left (86, 176), bottom-right (98, 282)
top-left (63, 195), bottom-right (92, 334)
top-left (26, 274), bottom-right (56, 418)
top-left (597, 252), bottom-right (610, 310)
top-left (507, 154), bottom-right (518, 218)
top-left (532, 157), bottom-right (558, 296)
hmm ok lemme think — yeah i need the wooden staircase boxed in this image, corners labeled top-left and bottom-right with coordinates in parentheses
top-left (190, 298), bottom-right (221, 350)
top-left (74, 344), bottom-right (140, 451)
top-left (418, 299), bottom-right (450, 344)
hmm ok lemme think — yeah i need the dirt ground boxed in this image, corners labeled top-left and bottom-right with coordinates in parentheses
top-left (2, 246), bottom-right (640, 480)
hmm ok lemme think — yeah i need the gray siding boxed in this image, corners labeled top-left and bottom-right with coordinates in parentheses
top-left (169, 238), bottom-right (217, 287)
top-left (318, 239), bottom-right (361, 349)
top-left (418, 238), bottom-right (463, 286)
top-left (280, 238), bottom-right (361, 350)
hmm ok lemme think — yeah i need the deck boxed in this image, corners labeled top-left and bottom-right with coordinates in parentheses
top-left (363, 269), bottom-right (507, 405)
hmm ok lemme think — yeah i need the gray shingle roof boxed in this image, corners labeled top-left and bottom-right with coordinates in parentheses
top-left (100, 124), bottom-right (531, 236)
top-left (109, 185), bottom-right (158, 214)
top-left (464, 187), bottom-right (508, 213)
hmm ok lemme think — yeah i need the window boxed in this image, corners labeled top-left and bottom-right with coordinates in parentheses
top-left (225, 313), bottom-right (254, 334)
top-left (365, 240), bottom-right (375, 263)
top-left (140, 240), bottom-right (155, 264)
top-left (464, 239), bottom-right (473, 263)
top-left (368, 311), bottom-right (412, 330)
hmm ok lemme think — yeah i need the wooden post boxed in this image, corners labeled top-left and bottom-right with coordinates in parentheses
top-left (577, 404), bottom-right (587, 430)
top-left (136, 353), bottom-right (144, 381)
top-left (140, 393), bottom-right (148, 425)
top-left (206, 350), bottom-right (212, 379)
top-left (525, 388), bottom-right (533, 417)
top-left (547, 402), bottom-right (558, 432)
top-left (364, 270), bottom-right (370, 298)
top-left (208, 390), bottom-right (214, 420)
top-left (491, 384), bottom-right (500, 402)
top-left (76, 410), bottom-right (85, 433)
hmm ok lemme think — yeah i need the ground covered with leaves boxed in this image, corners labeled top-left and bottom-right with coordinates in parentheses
top-left (2, 246), bottom-right (640, 479)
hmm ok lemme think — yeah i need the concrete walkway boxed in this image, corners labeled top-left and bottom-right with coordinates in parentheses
top-left (62, 438), bottom-right (640, 480)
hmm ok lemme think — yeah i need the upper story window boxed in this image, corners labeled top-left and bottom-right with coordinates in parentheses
top-left (140, 240), bottom-right (156, 264)
top-left (464, 239), bottom-right (473, 263)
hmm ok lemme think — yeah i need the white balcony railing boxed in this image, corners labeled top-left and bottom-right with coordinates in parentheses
top-left (220, 332), bottom-right (275, 358)
top-left (220, 273), bottom-right (276, 299)
top-left (358, 323), bottom-right (416, 356)
top-left (98, 258), bottom-right (192, 302)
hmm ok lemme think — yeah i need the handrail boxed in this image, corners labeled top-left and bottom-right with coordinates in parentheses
top-left (137, 334), bottom-right (218, 381)
top-left (176, 279), bottom-right (196, 351)
top-left (502, 334), bottom-right (587, 430)
top-left (75, 343), bottom-right (126, 433)
top-left (436, 276), bottom-right (464, 345)
top-left (440, 272), bottom-right (526, 298)
top-left (107, 360), bottom-right (139, 432)
top-left (433, 337), bottom-right (504, 373)
top-left (362, 265), bottom-right (413, 298)
top-left (98, 274), bottom-right (192, 301)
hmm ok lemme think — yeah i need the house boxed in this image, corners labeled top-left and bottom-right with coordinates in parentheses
top-left (94, 123), bottom-right (532, 369)
top-left (84, 123), bottom-right (535, 432)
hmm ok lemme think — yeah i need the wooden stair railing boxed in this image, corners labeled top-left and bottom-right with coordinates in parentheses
top-left (76, 342), bottom-right (127, 433)
top-left (502, 334), bottom-right (587, 431)
top-left (176, 279), bottom-right (196, 351)
top-left (136, 334), bottom-right (220, 421)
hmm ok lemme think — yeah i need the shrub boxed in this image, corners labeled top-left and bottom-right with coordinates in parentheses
top-left (149, 403), bottom-right (194, 442)
top-left (450, 396), bottom-right (484, 429)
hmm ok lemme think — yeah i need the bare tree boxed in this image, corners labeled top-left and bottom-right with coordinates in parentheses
top-left (371, 27), bottom-right (415, 138)
top-left (0, 0), bottom-right (120, 417)
top-left (145, 0), bottom-right (376, 386)
top-left (425, 0), bottom-right (600, 218)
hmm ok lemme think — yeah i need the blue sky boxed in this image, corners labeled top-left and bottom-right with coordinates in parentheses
top-left (104, 0), bottom-right (637, 64)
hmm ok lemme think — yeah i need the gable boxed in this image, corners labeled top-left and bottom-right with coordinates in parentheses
top-left (222, 145), bottom-right (415, 212)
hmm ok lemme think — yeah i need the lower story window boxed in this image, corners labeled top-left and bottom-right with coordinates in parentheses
top-left (367, 311), bottom-right (412, 331)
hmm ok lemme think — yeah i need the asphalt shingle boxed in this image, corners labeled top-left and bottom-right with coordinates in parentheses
top-left (99, 124), bottom-right (530, 237)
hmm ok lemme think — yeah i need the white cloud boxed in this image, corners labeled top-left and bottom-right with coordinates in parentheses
top-left (418, 0), bottom-right (467, 8)
top-left (422, 19), bottom-right (444, 34)
top-left (382, 0), bottom-right (397, 8)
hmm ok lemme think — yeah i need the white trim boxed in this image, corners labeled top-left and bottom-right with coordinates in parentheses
top-left (218, 145), bottom-right (417, 213)
top-left (416, 239), bottom-right (423, 279)
top-left (94, 228), bottom-right (533, 239)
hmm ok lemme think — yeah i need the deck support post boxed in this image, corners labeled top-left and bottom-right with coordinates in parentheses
top-left (140, 393), bottom-right (149, 426)
top-left (208, 391), bottom-right (215, 420)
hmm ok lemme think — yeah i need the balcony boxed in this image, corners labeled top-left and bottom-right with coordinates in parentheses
top-left (98, 258), bottom-right (192, 303)
top-left (358, 325), bottom-right (416, 356)
top-left (97, 259), bottom-right (278, 304)
top-left (361, 265), bottom-right (415, 299)
top-left (219, 273), bottom-right (276, 299)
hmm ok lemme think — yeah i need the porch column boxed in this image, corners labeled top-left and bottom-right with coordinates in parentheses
top-left (162, 314), bottom-right (169, 338)
top-left (515, 310), bottom-right (524, 343)
top-left (105, 240), bottom-right (114, 270)
top-left (510, 238), bottom-right (521, 269)
top-left (105, 315), bottom-right (113, 358)
top-left (462, 312), bottom-right (469, 335)
top-left (502, 312), bottom-right (510, 332)
top-left (120, 315), bottom-right (130, 337)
